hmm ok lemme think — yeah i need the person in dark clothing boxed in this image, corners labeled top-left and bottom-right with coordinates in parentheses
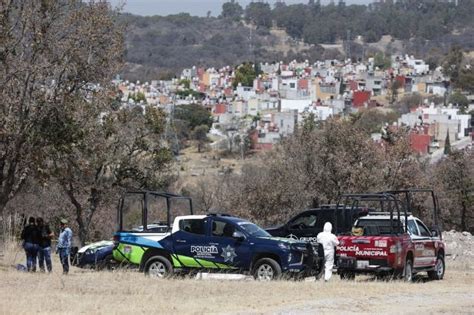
top-left (36, 217), bottom-right (54, 272)
top-left (21, 217), bottom-right (40, 272)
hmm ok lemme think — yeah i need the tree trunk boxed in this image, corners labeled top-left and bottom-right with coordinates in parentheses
top-left (460, 199), bottom-right (467, 232)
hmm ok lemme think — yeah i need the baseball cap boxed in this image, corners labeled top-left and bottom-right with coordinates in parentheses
top-left (60, 219), bottom-right (68, 224)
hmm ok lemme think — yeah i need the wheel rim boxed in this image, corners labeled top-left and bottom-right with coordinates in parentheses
top-left (436, 258), bottom-right (444, 277)
top-left (257, 264), bottom-right (274, 280)
top-left (149, 261), bottom-right (167, 278)
top-left (405, 262), bottom-right (412, 281)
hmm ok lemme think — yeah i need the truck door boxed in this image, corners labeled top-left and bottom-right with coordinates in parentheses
top-left (414, 219), bottom-right (437, 267)
top-left (172, 217), bottom-right (211, 269)
top-left (208, 219), bottom-right (251, 269)
top-left (408, 219), bottom-right (435, 268)
top-left (286, 212), bottom-right (319, 243)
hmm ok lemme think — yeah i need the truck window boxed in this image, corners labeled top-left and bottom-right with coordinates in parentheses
top-left (290, 213), bottom-right (317, 229)
top-left (355, 219), bottom-right (403, 235)
top-left (407, 220), bottom-right (419, 236)
top-left (415, 219), bottom-right (431, 237)
top-left (315, 210), bottom-right (336, 230)
top-left (179, 219), bottom-right (205, 235)
top-left (212, 220), bottom-right (235, 238)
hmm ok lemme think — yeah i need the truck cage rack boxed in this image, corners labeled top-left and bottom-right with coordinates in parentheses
top-left (117, 190), bottom-right (194, 232)
top-left (336, 193), bottom-right (408, 235)
top-left (380, 189), bottom-right (440, 228)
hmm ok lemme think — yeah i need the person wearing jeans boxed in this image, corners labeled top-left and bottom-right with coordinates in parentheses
top-left (21, 217), bottom-right (40, 272)
top-left (56, 219), bottom-right (73, 275)
top-left (37, 217), bottom-right (54, 272)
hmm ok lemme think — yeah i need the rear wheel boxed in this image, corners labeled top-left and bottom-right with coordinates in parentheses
top-left (144, 255), bottom-right (173, 278)
top-left (403, 259), bottom-right (414, 282)
top-left (252, 258), bottom-right (282, 281)
top-left (428, 256), bottom-right (445, 280)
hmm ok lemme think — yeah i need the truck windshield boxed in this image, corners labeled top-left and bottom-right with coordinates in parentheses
top-left (355, 219), bottom-right (403, 236)
top-left (239, 222), bottom-right (271, 237)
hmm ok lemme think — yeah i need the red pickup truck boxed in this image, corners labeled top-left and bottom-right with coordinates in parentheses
top-left (336, 191), bottom-right (445, 281)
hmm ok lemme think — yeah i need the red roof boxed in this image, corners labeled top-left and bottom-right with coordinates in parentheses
top-left (298, 79), bottom-right (309, 90)
top-left (352, 91), bottom-right (371, 108)
top-left (214, 104), bottom-right (226, 115)
top-left (410, 133), bottom-right (431, 154)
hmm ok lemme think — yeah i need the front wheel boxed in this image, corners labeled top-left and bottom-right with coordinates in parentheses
top-left (96, 254), bottom-right (116, 271)
top-left (427, 256), bottom-right (445, 280)
top-left (144, 255), bottom-right (173, 278)
top-left (252, 258), bottom-right (282, 281)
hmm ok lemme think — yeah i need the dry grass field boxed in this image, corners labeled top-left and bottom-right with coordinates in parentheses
top-left (1, 241), bottom-right (473, 315)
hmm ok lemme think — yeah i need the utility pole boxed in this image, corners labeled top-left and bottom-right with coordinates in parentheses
top-left (165, 99), bottom-right (180, 157)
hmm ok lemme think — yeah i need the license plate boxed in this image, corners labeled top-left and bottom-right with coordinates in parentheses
top-left (357, 260), bottom-right (369, 269)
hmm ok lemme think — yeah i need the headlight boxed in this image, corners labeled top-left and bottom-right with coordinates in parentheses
top-left (85, 248), bottom-right (98, 255)
top-left (290, 244), bottom-right (308, 252)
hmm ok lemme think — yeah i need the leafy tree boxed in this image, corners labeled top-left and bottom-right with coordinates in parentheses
top-left (174, 104), bottom-right (213, 133)
top-left (449, 92), bottom-right (469, 113)
top-left (191, 125), bottom-right (209, 153)
top-left (374, 52), bottom-right (391, 70)
top-left (458, 67), bottom-right (474, 93)
top-left (128, 92), bottom-right (147, 104)
top-left (0, 1), bottom-right (123, 214)
top-left (221, 0), bottom-right (244, 21)
top-left (233, 63), bottom-right (257, 88)
top-left (444, 130), bottom-right (451, 155)
top-left (350, 109), bottom-right (399, 135)
top-left (244, 2), bottom-right (272, 29)
top-left (176, 89), bottom-right (205, 100)
top-left (442, 47), bottom-right (464, 87)
top-left (178, 79), bottom-right (191, 89)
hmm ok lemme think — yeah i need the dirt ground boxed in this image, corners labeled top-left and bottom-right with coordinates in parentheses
top-left (1, 239), bottom-right (473, 315)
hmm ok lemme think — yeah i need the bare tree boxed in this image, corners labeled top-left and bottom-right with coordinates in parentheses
top-left (0, 1), bottom-right (123, 214)
top-left (433, 149), bottom-right (473, 232)
top-left (47, 105), bottom-right (174, 245)
top-left (221, 119), bottom-right (429, 226)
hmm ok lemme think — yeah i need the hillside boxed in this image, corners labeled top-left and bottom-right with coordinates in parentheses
top-left (119, 1), bottom-right (474, 81)
top-left (120, 14), bottom-right (330, 81)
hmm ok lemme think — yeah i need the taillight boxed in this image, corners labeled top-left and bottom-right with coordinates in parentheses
top-left (390, 242), bottom-right (401, 254)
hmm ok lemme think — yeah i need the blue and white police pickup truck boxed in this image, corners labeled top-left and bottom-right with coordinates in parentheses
top-left (114, 213), bottom-right (320, 280)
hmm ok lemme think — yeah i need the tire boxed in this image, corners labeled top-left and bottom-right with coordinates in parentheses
top-left (97, 254), bottom-right (116, 271)
top-left (403, 259), bottom-right (414, 282)
top-left (428, 256), bottom-right (445, 280)
top-left (339, 271), bottom-right (355, 280)
top-left (144, 255), bottom-right (173, 278)
top-left (252, 258), bottom-right (282, 281)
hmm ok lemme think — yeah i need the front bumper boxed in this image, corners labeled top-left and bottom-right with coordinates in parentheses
top-left (287, 244), bottom-right (322, 276)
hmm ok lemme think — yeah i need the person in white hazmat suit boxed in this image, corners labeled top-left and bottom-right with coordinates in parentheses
top-left (316, 222), bottom-right (339, 281)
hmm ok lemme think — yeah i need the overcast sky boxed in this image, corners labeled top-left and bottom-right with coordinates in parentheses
top-left (109, 0), bottom-right (374, 17)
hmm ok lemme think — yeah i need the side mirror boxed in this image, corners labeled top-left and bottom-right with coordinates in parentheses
top-left (232, 231), bottom-right (245, 241)
top-left (431, 230), bottom-right (439, 237)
